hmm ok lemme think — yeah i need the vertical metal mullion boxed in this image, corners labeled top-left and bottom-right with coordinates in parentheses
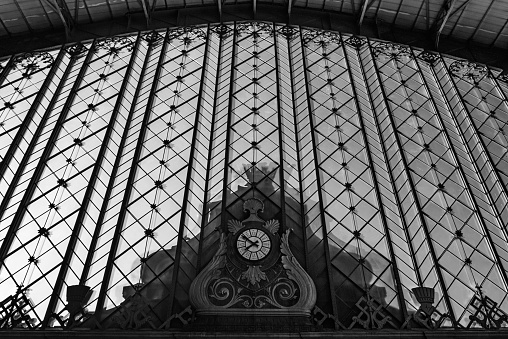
top-left (353, 41), bottom-right (423, 288)
top-left (442, 56), bottom-right (508, 229)
top-left (413, 51), bottom-right (508, 290)
top-left (341, 37), bottom-right (408, 321)
top-left (0, 47), bottom-right (65, 221)
top-left (0, 42), bottom-right (97, 271)
top-left (42, 35), bottom-right (142, 328)
top-left (197, 29), bottom-right (224, 272)
top-left (287, 29), bottom-right (309, 270)
top-left (93, 32), bottom-right (168, 319)
top-left (273, 24), bottom-right (287, 232)
top-left (219, 22), bottom-right (237, 234)
top-left (299, 27), bottom-right (340, 328)
top-left (80, 38), bottom-right (154, 286)
top-left (366, 38), bottom-right (457, 326)
top-left (0, 55), bottom-right (14, 86)
top-left (167, 26), bottom-right (211, 317)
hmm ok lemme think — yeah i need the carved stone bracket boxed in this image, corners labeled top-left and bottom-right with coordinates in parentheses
top-left (189, 198), bottom-right (316, 319)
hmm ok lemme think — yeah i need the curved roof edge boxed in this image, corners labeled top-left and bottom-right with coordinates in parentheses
top-left (0, 4), bottom-right (507, 73)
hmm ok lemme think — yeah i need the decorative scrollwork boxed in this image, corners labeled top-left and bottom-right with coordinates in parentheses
top-left (211, 24), bottom-right (233, 38)
top-left (344, 36), bottom-right (366, 49)
top-left (241, 265), bottom-right (267, 286)
top-left (418, 51), bottom-right (439, 65)
top-left (277, 25), bottom-right (297, 40)
top-left (96, 36), bottom-right (135, 55)
top-left (401, 287), bottom-right (449, 329)
top-left (243, 198), bottom-right (264, 222)
top-left (142, 31), bottom-right (164, 46)
top-left (189, 233), bottom-right (227, 309)
top-left (111, 291), bottom-right (156, 329)
top-left (65, 43), bottom-right (88, 58)
top-left (49, 285), bottom-right (93, 329)
top-left (271, 278), bottom-right (298, 305)
top-left (302, 29), bottom-right (341, 47)
top-left (373, 43), bottom-right (412, 61)
top-left (14, 52), bottom-right (54, 76)
top-left (0, 289), bottom-right (37, 329)
top-left (449, 60), bottom-right (488, 80)
top-left (348, 288), bottom-right (396, 329)
top-left (280, 229), bottom-right (316, 310)
top-left (166, 26), bottom-right (207, 43)
top-left (159, 306), bottom-right (193, 329)
top-left (497, 73), bottom-right (508, 84)
top-left (236, 22), bottom-right (274, 37)
top-left (264, 219), bottom-right (279, 234)
top-left (312, 305), bottom-right (346, 329)
top-left (227, 219), bottom-right (243, 234)
top-left (466, 289), bottom-right (508, 329)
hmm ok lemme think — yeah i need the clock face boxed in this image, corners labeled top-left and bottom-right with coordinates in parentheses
top-left (236, 228), bottom-right (272, 261)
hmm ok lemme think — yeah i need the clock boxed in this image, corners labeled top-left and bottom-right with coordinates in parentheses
top-left (236, 228), bottom-right (272, 261)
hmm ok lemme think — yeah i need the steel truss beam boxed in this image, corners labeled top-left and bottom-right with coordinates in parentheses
top-left (42, 0), bottom-right (75, 38)
top-left (140, 0), bottom-right (158, 26)
top-left (358, 0), bottom-right (380, 31)
top-left (432, 0), bottom-right (471, 49)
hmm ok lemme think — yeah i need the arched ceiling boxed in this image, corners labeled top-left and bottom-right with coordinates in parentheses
top-left (0, 0), bottom-right (507, 71)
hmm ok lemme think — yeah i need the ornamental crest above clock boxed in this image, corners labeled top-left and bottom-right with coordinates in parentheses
top-left (189, 198), bottom-right (316, 317)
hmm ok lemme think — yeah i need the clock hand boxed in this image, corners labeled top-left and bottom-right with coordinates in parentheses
top-left (245, 241), bottom-right (259, 251)
top-left (241, 235), bottom-right (258, 246)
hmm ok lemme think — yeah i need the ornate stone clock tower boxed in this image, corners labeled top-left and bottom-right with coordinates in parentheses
top-left (189, 198), bottom-right (317, 331)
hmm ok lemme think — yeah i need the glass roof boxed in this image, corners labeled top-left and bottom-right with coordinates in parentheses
top-left (1, 22), bottom-right (508, 332)
top-left (0, 0), bottom-right (507, 49)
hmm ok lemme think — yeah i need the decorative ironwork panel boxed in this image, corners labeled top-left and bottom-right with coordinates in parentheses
top-left (0, 22), bottom-right (508, 333)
